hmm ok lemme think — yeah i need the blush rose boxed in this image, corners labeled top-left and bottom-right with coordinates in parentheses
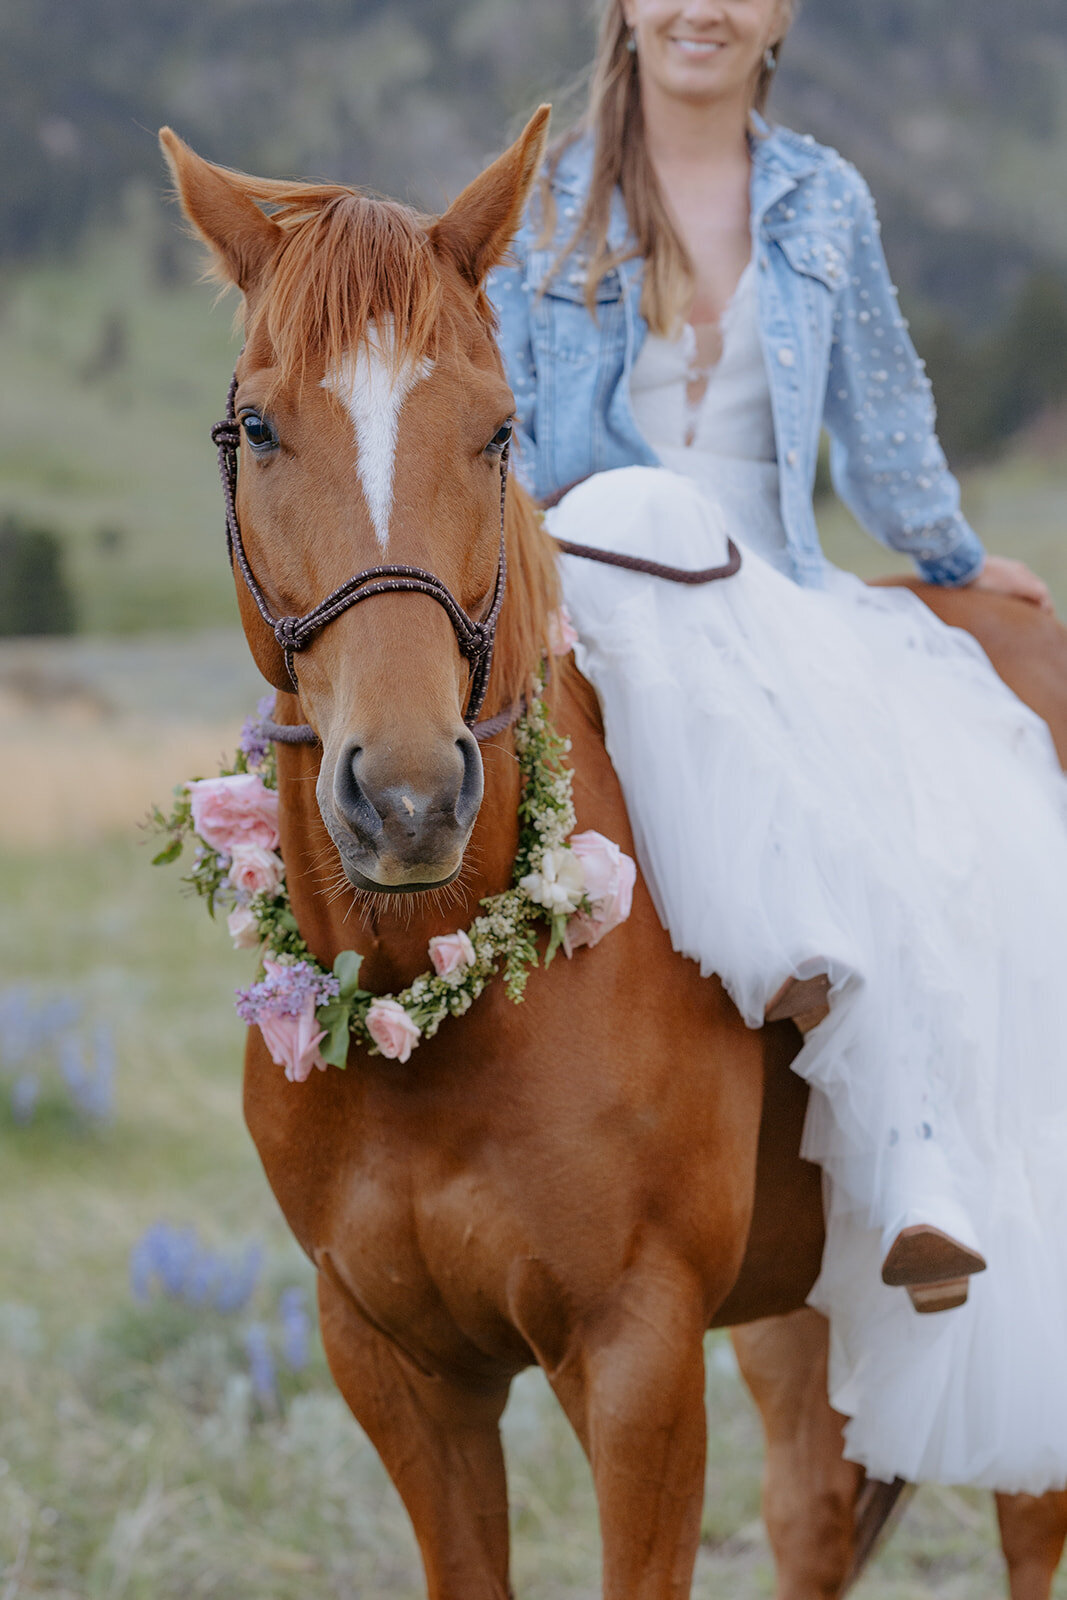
top-left (562, 830), bottom-right (637, 956)
top-left (258, 997), bottom-right (328, 1084)
top-left (366, 998), bottom-right (421, 1063)
top-left (547, 604), bottom-right (579, 657)
top-left (228, 843), bottom-right (284, 899)
top-left (189, 774), bottom-right (280, 853)
top-left (428, 930), bottom-right (476, 980)
top-left (227, 906), bottom-right (260, 950)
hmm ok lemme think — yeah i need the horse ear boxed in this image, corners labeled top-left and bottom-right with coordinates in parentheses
top-left (431, 104), bottom-right (551, 288)
top-left (159, 126), bottom-right (280, 294)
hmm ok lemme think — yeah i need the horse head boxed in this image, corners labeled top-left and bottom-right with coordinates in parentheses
top-left (160, 108), bottom-right (550, 894)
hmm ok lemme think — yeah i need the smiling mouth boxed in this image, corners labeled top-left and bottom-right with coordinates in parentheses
top-left (671, 37), bottom-right (725, 53)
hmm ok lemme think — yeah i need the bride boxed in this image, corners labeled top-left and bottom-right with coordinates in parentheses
top-left (489, 0), bottom-right (1067, 1492)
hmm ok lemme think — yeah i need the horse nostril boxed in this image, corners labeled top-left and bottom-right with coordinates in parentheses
top-left (454, 731), bottom-right (484, 832)
top-left (335, 745), bottom-right (384, 843)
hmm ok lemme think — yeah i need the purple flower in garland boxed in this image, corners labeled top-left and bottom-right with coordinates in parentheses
top-left (236, 960), bottom-right (340, 1084)
top-left (239, 695), bottom-right (278, 769)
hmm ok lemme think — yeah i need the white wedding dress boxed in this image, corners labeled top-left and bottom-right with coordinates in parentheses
top-left (546, 264), bottom-right (1067, 1493)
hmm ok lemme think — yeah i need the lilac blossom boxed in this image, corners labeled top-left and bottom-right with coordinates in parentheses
top-left (239, 694), bottom-right (278, 769)
top-left (235, 961), bottom-right (339, 1026)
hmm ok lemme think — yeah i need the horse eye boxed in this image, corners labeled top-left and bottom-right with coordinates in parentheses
top-left (240, 411), bottom-right (278, 452)
top-left (485, 421), bottom-right (513, 456)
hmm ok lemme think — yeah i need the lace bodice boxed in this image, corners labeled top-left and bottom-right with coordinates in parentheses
top-left (629, 262), bottom-right (777, 464)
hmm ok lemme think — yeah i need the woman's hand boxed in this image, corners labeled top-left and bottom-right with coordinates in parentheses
top-left (967, 556), bottom-right (1054, 613)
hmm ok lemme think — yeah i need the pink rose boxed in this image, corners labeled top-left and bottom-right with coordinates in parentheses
top-left (258, 996), bottom-right (328, 1084)
top-left (547, 605), bottom-right (579, 657)
top-left (228, 843), bottom-right (284, 899)
top-left (562, 830), bottom-right (636, 956)
top-left (189, 774), bottom-right (280, 853)
top-left (227, 906), bottom-right (260, 949)
top-left (428, 930), bottom-right (476, 979)
top-left (366, 998), bottom-right (421, 1063)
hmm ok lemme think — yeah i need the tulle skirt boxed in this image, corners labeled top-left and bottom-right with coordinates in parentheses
top-left (548, 465), bottom-right (1067, 1493)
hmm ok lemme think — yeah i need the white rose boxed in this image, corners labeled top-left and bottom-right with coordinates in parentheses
top-left (519, 847), bottom-right (586, 916)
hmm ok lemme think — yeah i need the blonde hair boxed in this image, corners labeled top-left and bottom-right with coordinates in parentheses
top-left (543, 0), bottom-right (793, 335)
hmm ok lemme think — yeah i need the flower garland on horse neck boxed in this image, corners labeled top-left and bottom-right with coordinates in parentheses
top-left (152, 646), bottom-right (636, 1084)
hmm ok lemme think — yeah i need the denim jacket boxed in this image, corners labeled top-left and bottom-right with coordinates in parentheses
top-left (488, 122), bottom-right (985, 588)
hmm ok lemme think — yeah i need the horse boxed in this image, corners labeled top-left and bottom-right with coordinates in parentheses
top-left (160, 109), bottom-right (1067, 1599)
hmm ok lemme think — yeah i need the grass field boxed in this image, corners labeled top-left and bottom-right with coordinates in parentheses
top-left (2, 213), bottom-right (1067, 1596)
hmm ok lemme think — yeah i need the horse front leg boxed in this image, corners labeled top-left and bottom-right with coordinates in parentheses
top-left (547, 1260), bottom-right (710, 1600)
top-left (996, 1490), bottom-right (1067, 1600)
top-left (317, 1268), bottom-right (513, 1600)
top-left (731, 1308), bottom-right (861, 1599)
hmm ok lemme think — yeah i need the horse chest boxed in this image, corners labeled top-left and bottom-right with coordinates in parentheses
top-left (317, 1156), bottom-right (537, 1373)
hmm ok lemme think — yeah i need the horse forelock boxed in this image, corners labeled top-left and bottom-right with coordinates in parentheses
top-left (241, 182), bottom-right (442, 398)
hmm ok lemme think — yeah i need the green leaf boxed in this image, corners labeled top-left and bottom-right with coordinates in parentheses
top-left (333, 949), bottom-right (364, 1002)
top-left (317, 1001), bottom-right (353, 1068)
top-left (152, 839), bottom-right (183, 866)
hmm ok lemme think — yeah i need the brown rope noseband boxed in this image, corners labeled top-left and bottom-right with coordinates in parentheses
top-left (211, 371), bottom-right (509, 728)
top-left (211, 373), bottom-right (741, 750)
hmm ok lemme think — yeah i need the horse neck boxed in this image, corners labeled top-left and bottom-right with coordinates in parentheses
top-left (274, 482), bottom-right (558, 991)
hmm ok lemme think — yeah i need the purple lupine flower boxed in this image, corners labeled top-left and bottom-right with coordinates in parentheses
top-left (129, 1223), bottom-right (265, 1314)
top-left (239, 695), bottom-right (278, 769)
top-left (244, 1322), bottom-right (277, 1405)
top-left (155, 1225), bottom-right (200, 1298)
top-left (11, 1074), bottom-right (39, 1123)
top-left (278, 1287), bottom-right (311, 1371)
top-left (0, 988), bottom-right (80, 1070)
top-left (185, 1250), bottom-right (224, 1307)
top-left (84, 1024), bottom-right (116, 1122)
top-left (215, 1242), bottom-right (263, 1314)
top-left (235, 960), bottom-right (339, 1026)
top-left (59, 1033), bottom-right (88, 1098)
top-left (129, 1231), bottom-right (156, 1304)
top-left (0, 988), bottom-right (34, 1070)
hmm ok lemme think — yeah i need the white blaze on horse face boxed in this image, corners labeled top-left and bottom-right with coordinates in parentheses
top-left (322, 320), bottom-right (433, 550)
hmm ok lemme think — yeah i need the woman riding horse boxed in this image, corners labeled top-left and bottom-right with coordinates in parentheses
top-left (488, 0), bottom-right (1067, 1496)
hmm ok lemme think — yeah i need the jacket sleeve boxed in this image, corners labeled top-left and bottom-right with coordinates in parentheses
top-left (822, 169), bottom-right (985, 586)
top-left (487, 217), bottom-right (541, 495)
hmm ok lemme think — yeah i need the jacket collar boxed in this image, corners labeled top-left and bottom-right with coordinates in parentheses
top-left (551, 116), bottom-right (824, 220)
top-left (748, 112), bottom-right (823, 219)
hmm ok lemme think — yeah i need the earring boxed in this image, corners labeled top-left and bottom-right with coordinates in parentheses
top-left (763, 45), bottom-right (777, 71)
top-left (626, 28), bottom-right (638, 53)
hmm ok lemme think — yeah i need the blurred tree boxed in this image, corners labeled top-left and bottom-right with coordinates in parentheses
top-left (0, 514), bottom-right (78, 636)
top-left (914, 271), bottom-right (1067, 465)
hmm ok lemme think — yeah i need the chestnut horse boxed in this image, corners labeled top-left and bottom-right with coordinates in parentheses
top-left (161, 111), bottom-right (1067, 1599)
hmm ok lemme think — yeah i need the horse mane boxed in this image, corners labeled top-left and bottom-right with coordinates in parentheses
top-left (494, 483), bottom-right (562, 718)
top-left (233, 174), bottom-right (442, 395)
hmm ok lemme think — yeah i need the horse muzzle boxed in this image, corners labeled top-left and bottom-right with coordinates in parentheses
top-left (320, 730), bottom-right (483, 893)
